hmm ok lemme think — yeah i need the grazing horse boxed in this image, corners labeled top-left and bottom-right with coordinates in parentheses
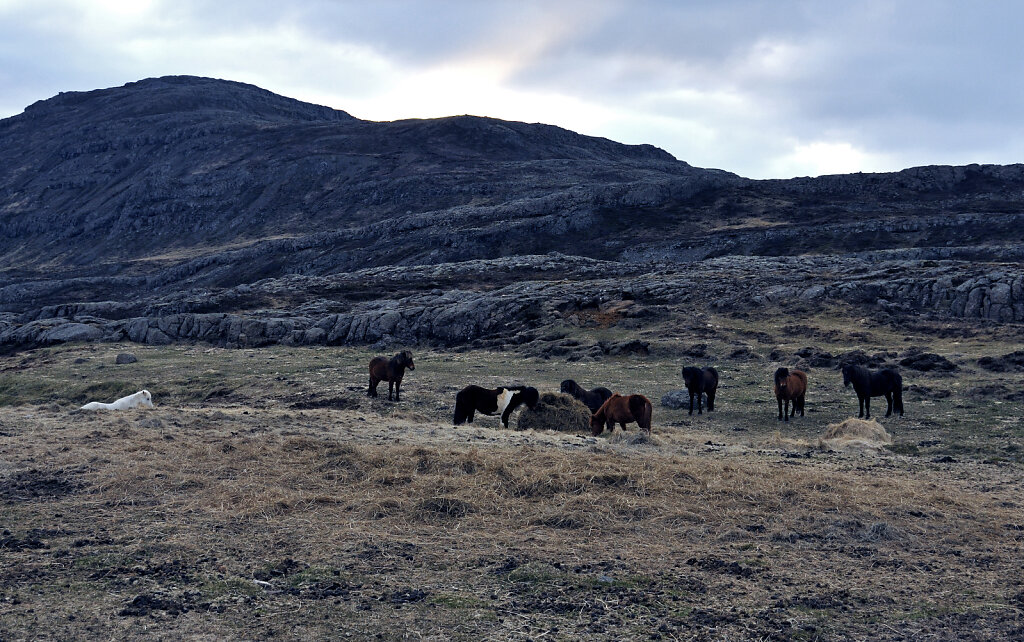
top-left (774, 368), bottom-right (807, 421)
top-left (590, 393), bottom-right (652, 436)
top-left (81, 390), bottom-right (153, 411)
top-left (559, 379), bottom-right (614, 413)
top-left (453, 385), bottom-right (540, 428)
top-left (368, 350), bottom-right (415, 401)
top-left (681, 366), bottom-right (719, 415)
top-left (842, 364), bottom-right (904, 419)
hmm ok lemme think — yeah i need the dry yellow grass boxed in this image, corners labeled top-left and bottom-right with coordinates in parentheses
top-left (2, 339), bottom-right (1024, 639)
top-left (2, 400), bottom-right (1022, 640)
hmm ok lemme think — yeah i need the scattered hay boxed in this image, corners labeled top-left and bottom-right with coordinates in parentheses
top-left (607, 430), bottom-right (662, 447)
top-left (516, 392), bottom-right (591, 433)
top-left (818, 418), bottom-right (892, 451)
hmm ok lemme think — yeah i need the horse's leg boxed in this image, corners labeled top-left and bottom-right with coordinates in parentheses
top-left (394, 380), bottom-right (401, 402)
top-left (697, 390), bottom-right (703, 415)
top-left (799, 395), bottom-right (805, 417)
top-left (620, 422), bottom-right (628, 432)
top-left (884, 392), bottom-right (893, 417)
top-left (864, 395), bottom-right (870, 419)
top-left (778, 397), bottom-right (784, 420)
top-left (784, 399), bottom-right (790, 421)
top-left (368, 376), bottom-right (378, 398)
top-left (858, 396), bottom-right (864, 418)
top-left (688, 391), bottom-right (694, 416)
top-left (607, 419), bottom-right (615, 433)
top-left (707, 391), bottom-right (715, 412)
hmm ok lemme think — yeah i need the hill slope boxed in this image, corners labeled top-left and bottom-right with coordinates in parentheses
top-left (1, 76), bottom-right (1022, 347)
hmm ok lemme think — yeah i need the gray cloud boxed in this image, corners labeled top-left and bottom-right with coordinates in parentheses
top-left (0, 0), bottom-right (1020, 177)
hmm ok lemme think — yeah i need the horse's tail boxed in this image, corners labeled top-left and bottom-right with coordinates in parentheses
top-left (893, 372), bottom-right (904, 415)
top-left (629, 395), bottom-right (653, 433)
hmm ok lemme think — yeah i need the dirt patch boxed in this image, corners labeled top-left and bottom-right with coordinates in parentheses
top-left (899, 351), bottom-right (957, 372)
top-left (978, 350), bottom-right (1024, 373)
top-left (289, 396), bottom-right (360, 410)
top-left (0, 468), bottom-right (85, 502)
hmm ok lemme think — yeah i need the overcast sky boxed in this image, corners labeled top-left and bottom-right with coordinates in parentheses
top-left (1, 0), bottom-right (1021, 178)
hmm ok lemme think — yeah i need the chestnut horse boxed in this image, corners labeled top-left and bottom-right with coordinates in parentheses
top-left (367, 350), bottom-right (415, 401)
top-left (842, 364), bottom-right (904, 419)
top-left (681, 366), bottom-right (719, 415)
top-left (590, 393), bottom-right (652, 436)
top-left (453, 385), bottom-right (540, 428)
top-left (774, 367), bottom-right (807, 421)
top-left (560, 379), bottom-right (613, 413)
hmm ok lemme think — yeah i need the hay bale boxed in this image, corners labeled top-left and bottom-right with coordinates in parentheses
top-left (818, 418), bottom-right (892, 451)
top-left (516, 393), bottom-right (592, 433)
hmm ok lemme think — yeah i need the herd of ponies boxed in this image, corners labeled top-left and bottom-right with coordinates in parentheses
top-left (361, 351), bottom-right (907, 436)
top-left (77, 350), bottom-right (906, 432)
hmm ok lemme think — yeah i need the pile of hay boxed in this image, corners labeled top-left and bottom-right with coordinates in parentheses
top-left (818, 418), bottom-right (892, 451)
top-left (516, 392), bottom-right (592, 433)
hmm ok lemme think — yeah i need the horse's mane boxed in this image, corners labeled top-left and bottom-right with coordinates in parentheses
top-left (774, 367), bottom-right (790, 386)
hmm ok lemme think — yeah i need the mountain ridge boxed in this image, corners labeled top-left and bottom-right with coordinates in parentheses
top-left (1, 76), bottom-right (1022, 349)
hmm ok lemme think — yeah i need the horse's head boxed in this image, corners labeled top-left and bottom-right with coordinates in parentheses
top-left (559, 379), bottom-right (577, 395)
top-left (400, 350), bottom-right (415, 370)
top-left (841, 365), bottom-right (853, 387)
top-left (682, 367), bottom-right (701, 387)
top-left (589, 413), bottom-right (604, 436)
top-left (521, 387), bottom-right (540, 410)
top-left (140, 390), bottom-right (154, 408)
top-left (774, 367), bottom-right (790, 388)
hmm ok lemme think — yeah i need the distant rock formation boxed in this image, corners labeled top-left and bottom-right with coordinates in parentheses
top-left (1, 76), bottom-right (1022, 350)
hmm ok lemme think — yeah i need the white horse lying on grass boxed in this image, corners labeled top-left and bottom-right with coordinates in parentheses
top-left (80, 390), bottom-right (154, 411)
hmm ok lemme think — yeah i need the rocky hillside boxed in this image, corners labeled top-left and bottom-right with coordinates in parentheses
top-left (1, 76), bottom-right (1022, 349)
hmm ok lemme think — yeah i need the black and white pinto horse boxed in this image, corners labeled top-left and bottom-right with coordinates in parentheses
top-left (559, 379), bottom-right (613, 413)
top-left (841, 364), bottom-right (904, 419)
top-left (453, 385), bottom-right (540, 428)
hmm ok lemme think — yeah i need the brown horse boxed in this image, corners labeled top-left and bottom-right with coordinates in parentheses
top-left (774, 367), bottom-right (807, 421)
top-left (368, 350), bottom-right (415, 401)
top-left (590, 393), bottom-right (652, 436)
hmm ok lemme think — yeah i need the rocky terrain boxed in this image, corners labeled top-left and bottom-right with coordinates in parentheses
top-left (1, 75), bottom-right (1023, 351)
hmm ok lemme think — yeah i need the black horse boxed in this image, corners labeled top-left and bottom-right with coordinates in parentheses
top-left (681, 366), bottom-right (719, 415)
top-left (841, 364), bottom-right (904, 419)
top-left (560, 379), bottom-right (614, 413)
top-left (453, 385), bottom-right (540, 428)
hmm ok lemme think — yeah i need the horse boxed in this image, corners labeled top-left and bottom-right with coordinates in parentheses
top-left (453, 385), bottom-right (540, 428)
top-left (841, 364), bottom-right (904, 419)
top-left (80, 390), bottom-right (153, 411)
top-left (773, 368), bottom-right (807, 421)
top-left (590, 393), bottom-right (652, 436)
top-left (368, 350), bottom-right (415, 401)
top-left (681, 366), bottom-right (719, 415)
top-left (559, 379), bottom-right (614, 413)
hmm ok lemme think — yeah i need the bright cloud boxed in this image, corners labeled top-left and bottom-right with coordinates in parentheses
top-left (0, 0), bottom-right (1021, 178)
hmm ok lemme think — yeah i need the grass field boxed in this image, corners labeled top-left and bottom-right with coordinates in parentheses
top-left (2, 312), bottom-right (1023, 640)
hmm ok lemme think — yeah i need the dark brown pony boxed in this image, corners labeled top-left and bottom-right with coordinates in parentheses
top-left (774, 367), bottom-right (807, 421)
top-left (367, 350), bottom-right (415, 401)
top-left (681, 366), bottom-right (719, 415)
top-left (842, 364), bottom-right (904, 419)
top-left (560, 379), bottom-right (613, 413)
top-left (590, 394), bottom-right (652, 436)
